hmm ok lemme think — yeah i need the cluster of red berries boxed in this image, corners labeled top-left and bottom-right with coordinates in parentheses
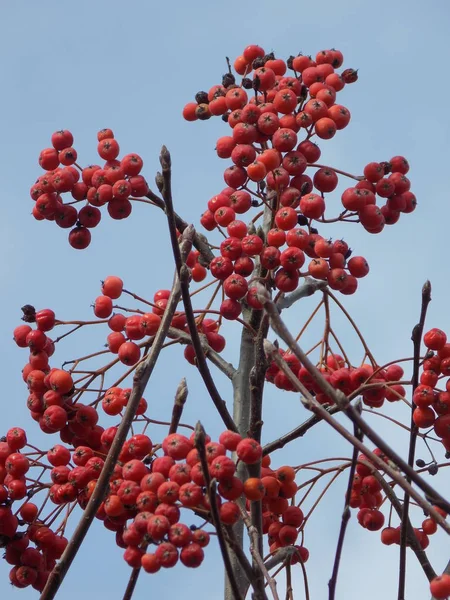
top-left (265, 349), bottom-right (407, 406)
top-left (30, 129), bottom-right (148, 249)
top-left (347, 448), bottom-right (447, 558)
top-left (410, 328), bottom-right (450, 453)
top-left (91, 275), bottom-right (227, 367)
top-left (13, 308), bottom-right (108, 447)
top-left (1, 421), bottom-right (311, 588)
top-left (0, 427), bottom-right (69, 591)
top-left (342, 157), bottom-right (416, 230)
top-left (181, 44), bottom-right (416, 308)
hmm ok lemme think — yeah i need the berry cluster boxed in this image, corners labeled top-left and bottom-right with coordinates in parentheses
top-left (346, 448), bottom-right (447, 557)
top-left (412, 328), bottom-right (450, 452)
top-left (0, 428), bottom-right (69, 591)
top-left (181, 44), bottom-right (416, 307)
top-left (265, 348), bottom-right (406, 405)
top-left (0, 422), bottom-right (310, 588)
top-left (30, 129), bottom-right (148, 249)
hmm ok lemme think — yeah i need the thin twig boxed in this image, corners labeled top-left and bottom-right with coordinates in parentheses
top-left (368, 464), bottom-right (436, 582)
top-left (194, 422), bottom-right (243, 600)
top-left (399, 281), bottom-right (432, 600)
top-left (122, 567), bottom-right (141, 600)
top-left (160, 146), bottom-right (237, 433)
top-left (276, 277), bottom-right (327, 311)
top-left (328, 400), bottom-right (363, 599)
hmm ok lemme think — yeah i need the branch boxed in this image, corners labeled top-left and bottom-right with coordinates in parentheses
top-left (276, 277), bottom-right (327, 311)
top-left (160, 146), bottom-right (237, 433)
top-left (40, 270), bottom-right (184, 600)
top-left (237, 501), bottom-right (273, 600)
top-left (168, 326), bottom-right (236, 380)
top-left (257, 284), bottom-right (450, 521)
top-left (194, 422), bottom-right (244, 600)
top-left (145, 182), bottom-right (214, 266)
top-left (369, 465), bottom-right (436, 582)
top-left (122, 566), bottom-right (141, 600)
top-left (399, 281), bottom-right (432, 600)
top-left (262, 406), bottom-right (341, 455)
top-left (328, 400), bottom-right (363, 600)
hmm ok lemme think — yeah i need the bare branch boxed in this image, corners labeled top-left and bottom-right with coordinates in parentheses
top-left (160, 147), bottom-right (237, 433)
top-left (194, 422), bottom-right (244, 600)
top-left (276, 278), bottom-right (328, 311)
top-left (328, 400), bottom-right (363, 599)
top-left (168, 326), bottom-right (236, 380)
top-left (399, 280), bottom-right (432, 600)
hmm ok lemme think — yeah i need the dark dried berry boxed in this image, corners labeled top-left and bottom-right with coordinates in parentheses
top-left (297, 214), bottom-right (308, 226)
top-left (251, 199), bottom-right (260, 208)
top-left (287, 55), bottom-right (295, 70)
top-left (428, 463), bottom-right (439, 476)
top-left (310, 227), bottom-right (319, 235)
top-left (21, 305), bottom-right (36, 322)
top-left (415, 459), bottom-right (426, 468)
top-left (252, 57), bottom-right (265, 69)
top-left (222, 112), bottom-right (231, 123)
top-left (242, 77), bottom-right (253, 89)
top-left (263, 52), bottom-right (275, 62)
top-left (222, 73), bottom-right (236, 87)
top-left (195, 104), bottom-right (211, 121)
top-left (195, 91), bottom-right (209, 105)
top-left (341, 68), bottom-right (358, 84)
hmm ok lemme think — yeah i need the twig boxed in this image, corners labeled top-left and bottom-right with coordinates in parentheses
top-left (40, 269), bottom-right (184, 600)
top-left (145, 186), bottom-right (214, 266)
top-left (263, 406), bottom-right (341, 455)
top-left (276, 277), bottom-right (327, 311)
top-left (167, 326), bottom-right (236, 380)
top-left (194, 422), bottom-right (244, 600)
top-left (399, 281), bottom-right (432, 600)
top-left (368, 465), bottom-right (436, 582)
top-left (122, 567), bottom-right (141, 600)
top-left (236, 501), bottom-right (273, 600)
top-left (328, 400), bottom-right (363, 599)
top-left (168, 378), bottom-right (188, 434)
top-left (160, 146), bottom-right (237, 433)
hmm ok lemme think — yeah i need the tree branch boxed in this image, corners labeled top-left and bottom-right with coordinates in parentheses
top-left (160, 146), bottom-right (237, 433)
top-left (328, 400), bottom-right (363, 599)
top-left (194, 422), bottom-right (243, 600)
top-left (399, 281), bottom-right (432, 600)
top-left (276, 278), bottom-right (327, 311)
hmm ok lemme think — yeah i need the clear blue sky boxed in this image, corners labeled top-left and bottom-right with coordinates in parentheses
top-left (1, 1), bottom-right (450, 598)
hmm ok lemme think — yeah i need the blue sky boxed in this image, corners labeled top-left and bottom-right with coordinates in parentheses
top-left (1, 1), bottom-right (450, 598)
